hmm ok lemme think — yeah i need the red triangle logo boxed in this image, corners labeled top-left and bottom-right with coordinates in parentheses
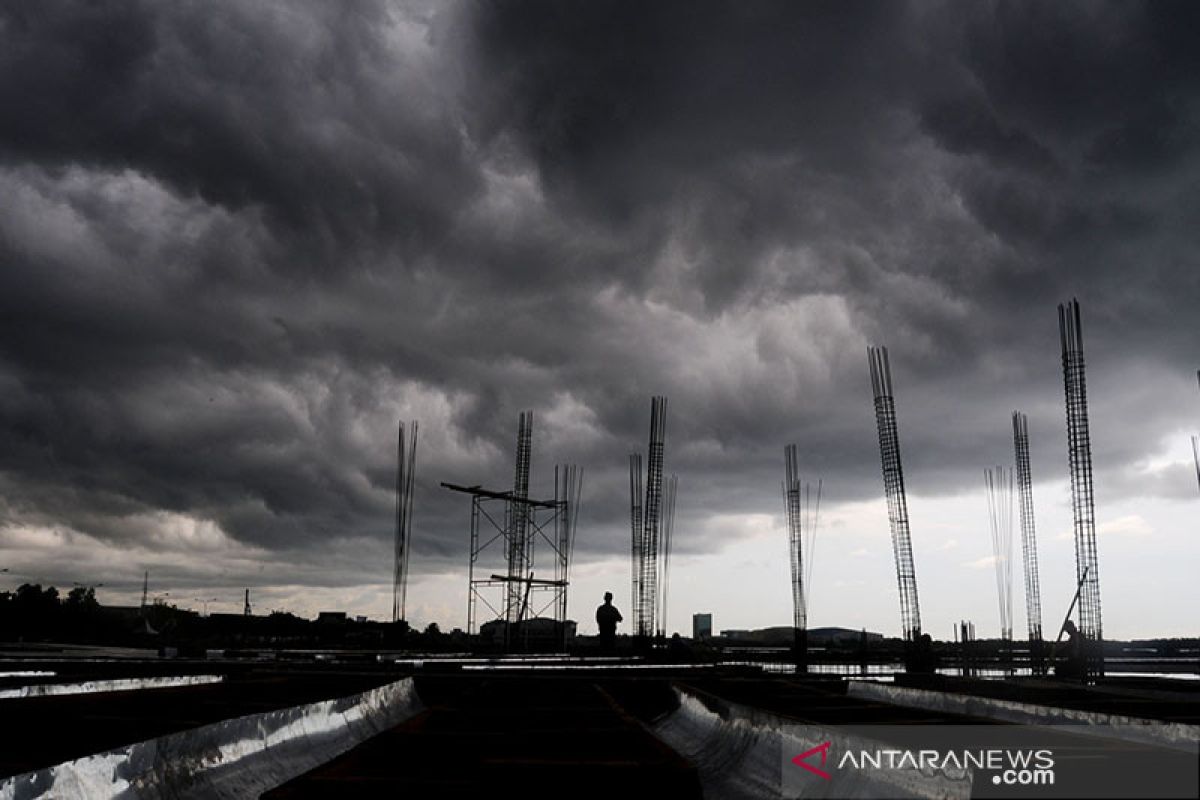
top-left (791, 741), bottom-right (832, 780)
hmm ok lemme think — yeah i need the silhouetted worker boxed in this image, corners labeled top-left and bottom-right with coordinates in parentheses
top-left (1057, 619), bottom-right (1085, 680)
top-left (909, 632), bottom-right (938, 674)
top-left (596, 591), bottom-right (623, 654)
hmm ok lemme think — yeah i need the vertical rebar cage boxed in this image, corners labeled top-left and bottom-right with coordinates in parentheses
top-left (983, 466), bottom-right (1015, 644)
top-left (1011, 412), bottom-right (1044, 644)
top-left (783, 445), bottom-right (821, 671)
top-left (393, 420), bottom-right (418, 624)
top-left (630, 397), bottom-right (668, 638)
top-left (783, 444), bottom-right (805, 632)
top-left (1058, 300), bottom-right (1103, 673)
top-left (868, 346), bottom-right (921, 642)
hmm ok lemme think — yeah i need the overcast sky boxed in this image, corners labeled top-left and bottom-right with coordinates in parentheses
top-left (1, 1), bottom-right (1197, 639)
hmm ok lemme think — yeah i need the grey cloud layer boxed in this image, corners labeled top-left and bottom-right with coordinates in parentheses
top-left (1, 1), bottom-right (1198, 590)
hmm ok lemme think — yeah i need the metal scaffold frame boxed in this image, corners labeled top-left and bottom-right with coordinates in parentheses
top-left (443, 479), bottom-right (578, 649)
top-left (868, 346), bottom-right (922, 642)
top-left (1058, 299), bottom-right (1103, 675)
top-left (1011, 412), bottom-right (1044, 646)
top-left (392, 420), bottom-right (418, 624)
top-left (443, 411), bottom-right (582, 652)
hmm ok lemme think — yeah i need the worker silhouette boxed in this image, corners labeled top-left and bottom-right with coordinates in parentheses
top-left (596, 591), bottom-right (623, 654)
top-left (1057, 619), bottom-right (1085, 680)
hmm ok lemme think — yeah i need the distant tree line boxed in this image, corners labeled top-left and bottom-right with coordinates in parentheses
top-left (0, 584), bottom-right (459, 652)
top-left (0, 583), bottom-right (113, 642)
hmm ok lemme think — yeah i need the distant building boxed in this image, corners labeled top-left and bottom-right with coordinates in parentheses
top-left (693, 613), bottom-right (713, 640)
top-left (721, 626), bottom-right (883, 645)
top-left (316, 611), bottom-right (347, 624)
top-left (478, 617), bottom-right (577, 649)
top-left (809, 627), bottom-right (883, 644)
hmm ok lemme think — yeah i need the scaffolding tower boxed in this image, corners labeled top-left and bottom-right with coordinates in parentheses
top-left (868, 346), bottom-right (922, 644)
top-left (1058, 299), bottom-right (1103, 676)
top-left (392, 420), bottom-right (418, 624)
top-left (443, 412), bottom-right (581, 652)
top-left (1011, 412), bottom-right (1044, 649)
top-left (630, 396), bottom-right (668, 639)
top-left (783, 443), bottom-right (822, 670)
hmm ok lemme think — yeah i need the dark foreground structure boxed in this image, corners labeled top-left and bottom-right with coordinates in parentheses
top-left (1, 653), bottom-right (1197, 799)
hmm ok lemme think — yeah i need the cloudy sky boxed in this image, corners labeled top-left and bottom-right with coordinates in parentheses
top-left (1, 1), bottom-right (1197, 640)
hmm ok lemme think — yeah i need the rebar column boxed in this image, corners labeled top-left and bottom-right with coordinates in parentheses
top-left (629, 453), bottom-right (643, 633)
top-left (984, 466), bottom-right (1015, 645)
top-left (783, 443), bottom-right (808, 670)
top-left (555, 464), bottom-right (582, 650)
top-left (1193, 436), bottom-right (1200, 496)
top-left (1193, 370), bottom-right (1200, 496)
top-left (659, 473), bottom-right (678, 637)
top-left (1058, 299), bottom-right (1102, 675)
top-left (636, 396), bottom-right (668, 639)
top-left (506, 411), bottom-right (534, 635)
top-left (868, 346), bottom-right (922, 643)
top-left (1011, 412), bottom-right (1044, 646)
top-left (392, 420), bottom-right (418, 624)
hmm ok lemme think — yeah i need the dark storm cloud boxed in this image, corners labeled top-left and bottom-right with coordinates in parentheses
top-left (1, 0), bottom-right (1198, 596)
top-left (0, 0), bottom-right (478, 256)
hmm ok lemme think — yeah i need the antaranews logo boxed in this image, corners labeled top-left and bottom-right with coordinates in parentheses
top-left (789, 740), bottom-right (1055, 787)
top-left (790, 741), bottom-right (832, 780)
top-left (784, 723), bottom-right (1198, 799)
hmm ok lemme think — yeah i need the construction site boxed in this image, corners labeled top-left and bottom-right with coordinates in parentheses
top-left (1, 299), bottom-right (1198, 798)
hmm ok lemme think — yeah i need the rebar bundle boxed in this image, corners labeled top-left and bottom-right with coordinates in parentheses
top-left (868, 346), bottom-right (922, 641)
top-left (984, 466), bottom-right (1015, 642)
top-left (392, 420), bottom-right (418, 624)
top-left (1058, 300), bottom-right (1102, 655)
top-left (1193, 436), bottom-right (1200, 495)
top-left (782, 444), bottom-right (822, 633)
top-left (630, 396), bottom-right (668, 638)
top-left (505, 411), bottom-right (534, 627)
top-left (629, 453), bottom-right (642, 631)
top-left (554, 464), bottom-right (583, 644)
top-left (659, 473), bottom-right (678, 637)
top-left (1193, 370), bottom-right (1200, 496)
top-left (1011, 412), bottom-right (1043, 643)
